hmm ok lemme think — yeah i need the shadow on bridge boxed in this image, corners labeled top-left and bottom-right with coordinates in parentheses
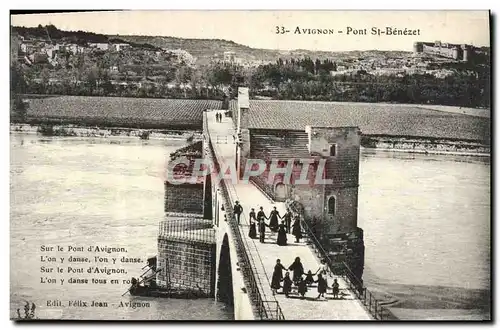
top-left (217, 234), bottom-right (234, 307)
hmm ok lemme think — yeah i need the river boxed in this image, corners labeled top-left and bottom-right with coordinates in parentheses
top-left (10, 134), bottom-right (490, 320)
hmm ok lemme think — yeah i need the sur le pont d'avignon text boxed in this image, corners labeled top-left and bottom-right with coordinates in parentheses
top-left (39, 244), bottom-right (151, 309)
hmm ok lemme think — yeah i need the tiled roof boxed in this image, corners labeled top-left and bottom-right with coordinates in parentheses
top-left (247, 100), bottom-right (490, 142)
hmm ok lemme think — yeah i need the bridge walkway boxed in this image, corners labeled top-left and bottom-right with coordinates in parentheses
top-left (206, 110), bottom-right (372, 320)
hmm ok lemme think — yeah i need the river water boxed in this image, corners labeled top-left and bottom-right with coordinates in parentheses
top-left (10, 134), bottom-right (490, 320)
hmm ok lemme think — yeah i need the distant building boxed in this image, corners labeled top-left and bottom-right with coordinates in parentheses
top-left (336, 65), bottom-right (348, 71)
top-left (67, 44), bottom-right (83, 54)
top-left (19, 43), bottom-right (35, 54)
top-left (413, 41), bottom-right (476, 62)
top-left (30, 52), bottom-right (48, 64)
top-left (164, 49), bottom-right (195, 65)
top-left (223, 51), bottom-right (236, 63)
top-left (112, 43), bottom-right (131, 52)
top-left (89, 43), bottom-right (109, 51)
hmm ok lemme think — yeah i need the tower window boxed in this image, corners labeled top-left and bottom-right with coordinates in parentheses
top-left (330, 144), bottom-right (337, 156)
top-left (328, 196), bottom-right (336, 215)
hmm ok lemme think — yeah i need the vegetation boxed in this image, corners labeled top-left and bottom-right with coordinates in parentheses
top-left (244, 59), bottom-right (490, 108)
top-left (10, 65), bottom-right (28, 120)
top-left (15, 302), bottom-right (36, 320)
top-left (139, 130), bottom-right (150, 140)
top-left (37, 124), bottom-right (77, 136)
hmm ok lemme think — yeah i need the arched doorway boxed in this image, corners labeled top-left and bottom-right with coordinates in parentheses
top-left (328, 196), bottom-right (336, 216)
top-left (217, 234), bottom-right (234, 307)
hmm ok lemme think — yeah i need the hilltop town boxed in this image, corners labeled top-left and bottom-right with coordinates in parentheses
top-left (10, 24), bottom-right (490, 109)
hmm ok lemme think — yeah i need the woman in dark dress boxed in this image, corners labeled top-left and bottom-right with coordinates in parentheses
top-left (276, 222), bottom-right (287, 246)
top-left (248, 220), bottom-right (257, 239)
top-left (291, 217), bottom-right (303, 243)
top-left (315, 273), bottom-right (328, 300)
top-left (281, 272), bottom-right (293, 297)
top-left (268, 206), bottom-right (280, 232)
top-left (283, 210), bottom-right (292, 233)
top-left (249, 208), bottom-right (257, 222)
top-left (271, 259), bottom-right (286, 295)
top-left (288, 257), bottom-right (305, 285)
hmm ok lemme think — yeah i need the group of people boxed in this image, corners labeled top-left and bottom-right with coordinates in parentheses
top-left (232, 201), bottom-right (303, 246)
top-left (215, 112), bottom-right (224, 123)
top-left (271, 258), bottom-right (341, 300)
top-left (230, 202), bottom-right (341, 301)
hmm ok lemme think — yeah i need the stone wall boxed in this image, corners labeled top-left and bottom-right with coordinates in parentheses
top-left (302, 126), bottom-right (361, 234)
top-left (246, 127), bottom-right (361, 234)
top-left (323, 186), bottom-right (358, 234)
top-left (157, 237), bottom-right (216, 297)
top-left (249, 129), bottom-right (311, 200)
top-left (289, 183), bottom-right (324, 220)
top-left (164, 182), bottom-right (204, 214)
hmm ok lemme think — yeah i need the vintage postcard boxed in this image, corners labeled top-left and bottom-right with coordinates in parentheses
top-left (9, 10), bottom-right (491, 321)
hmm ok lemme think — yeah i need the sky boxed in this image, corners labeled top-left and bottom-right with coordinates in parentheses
top-left (10, 10), bottom-right (490, 52)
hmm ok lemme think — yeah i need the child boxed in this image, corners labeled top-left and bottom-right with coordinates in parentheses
top-left (332, 278), bottom-right (340, 299)
top-left (282, 272), bottom-right (293, 298)
top-left (315, 273), bottom-right (328, 300)
top-left (304, 270), bottom-right (315, 286)
top-left (297, 277), bottom-right (308, 299)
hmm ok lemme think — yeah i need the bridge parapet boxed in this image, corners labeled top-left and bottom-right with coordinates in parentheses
top-left (295, 210), bottom-right (395, 320)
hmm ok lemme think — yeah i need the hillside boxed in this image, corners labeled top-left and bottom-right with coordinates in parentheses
top-left (113, 35), bottom-right (412, 64)
top-left (10, 25), bottom-right (490, 109)
top-left (12, 25), bottom-right (412, 64)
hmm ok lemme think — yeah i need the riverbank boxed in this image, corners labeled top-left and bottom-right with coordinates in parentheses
top-left (10, 123), bottom-right (202, 141)
top-left (361, 135), bottom-right (489, 157)
top-left (364, 280), bottom-right (490, 320)
top-left (11, 123), bottom-right (490, 157)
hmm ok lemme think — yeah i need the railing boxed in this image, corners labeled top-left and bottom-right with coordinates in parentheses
top-left (206, 132), bottom-right (285, 320)
top-left (158, 218), bottom-right (215, 244)
top-left (297, 214), bottom-right (392, 320)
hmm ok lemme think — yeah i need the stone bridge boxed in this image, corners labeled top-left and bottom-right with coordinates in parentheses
top-left (156, 89), bottom-right (393, 320)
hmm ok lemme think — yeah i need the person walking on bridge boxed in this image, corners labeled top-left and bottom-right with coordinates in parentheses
top-left (297, 277), bottom-right (308, 299)
top-left (282, 272), bottom-right (293, 298)
top-left (249, 208), bottom-right (257, 222)
top-left (315, 259), bottom-right (330, 278)
top-left (332, 279), bottom-right (340, 299)
top-left (258, 219), bottom-right (269, 243)
top-left (269, 206), bottom-right (281, 232)
top-left (257, 206), bottom-right (268, 222)
top-left (248, 219), bottom-right (257, 239)
top-left (304, 270), bottom-right (315, 286)
top-left (276, 222), bottom-right (288, 246)
top-left (233, 201), bottom-right (243, 225)
top-left (288, 257), bottom-right (305, 285)
top-left (271, 259), bottom-right (286, 296)
top-left (315, 273), bottom-right (329, 300)
top-left (283, 210), bottom-right (292, 234)
top-left (248, 208), bottom-right (257, 239)
top-left (292, 216), bottom-right (303, 243)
